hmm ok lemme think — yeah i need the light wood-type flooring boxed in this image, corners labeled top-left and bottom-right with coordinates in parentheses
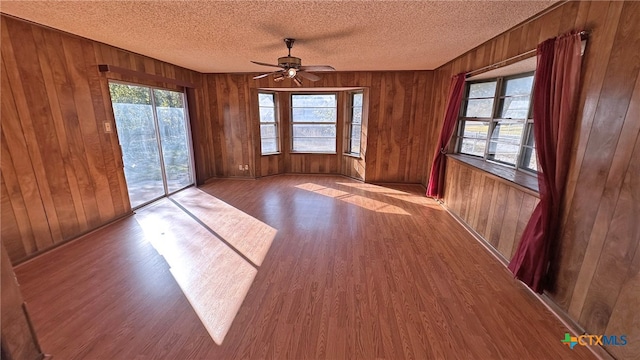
top-left (14, 175), bottom-right (595, 359)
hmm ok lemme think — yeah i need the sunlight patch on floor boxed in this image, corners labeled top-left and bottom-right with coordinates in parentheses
top-left (135, 198), bottom-right (271, 345)
top-left (335, 182), bottom-right (408, 194)
top-left (336, 182), bottom-right (441, 209)
top-left (171, 187), bottom-right (277, 266)
top-left (295, 183), bottom-right (411, 215)
top-left (295, 182), bottom-right (351, 198)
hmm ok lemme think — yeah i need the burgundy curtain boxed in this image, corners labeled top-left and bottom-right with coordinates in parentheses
top-left (426, 73), bottom-right (466, 199)
top-left (508, 32), bottom-right (583, 293)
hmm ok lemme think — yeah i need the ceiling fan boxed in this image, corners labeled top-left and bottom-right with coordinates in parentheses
top-left (251, 38), bottom-right (335, 86)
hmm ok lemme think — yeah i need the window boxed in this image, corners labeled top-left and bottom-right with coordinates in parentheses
top-left (291, 94), bottom-right (337, 153)
top-left (346, 92), bottom-right (363, 155)
top-left (258, 92), bottom-right (279, 154)
top-left (456, 72), bottom-right (537, 172)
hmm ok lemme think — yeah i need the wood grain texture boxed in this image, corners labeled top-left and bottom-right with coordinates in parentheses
top-left (443, 158), bottom-right (539, 262)
top-left (0, 15), bottom-right (204, 264)
top-left (1, 242), bottom-right (43, 360)
top-left (202, 71), bottom-right (433, 183)
top-left (14, 175), bottom-right (595, 359)
top-left (135, 198), bottom-right (259, 345)
top-left (205, 74), bottom-right (254, 178)
top-left (434, 2), bottom-right (640, 358)
top-left (1, 14), bottom-right (432, 262)
top-left (171, 187), bottom-right (277, 267)
top-left (4, 3), bottom-right (638, 357)
top-left (553, 0), bottom-right (639, 315)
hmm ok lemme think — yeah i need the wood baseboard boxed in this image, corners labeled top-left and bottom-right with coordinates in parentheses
top-left (14, 213), bottom-right (133, 268)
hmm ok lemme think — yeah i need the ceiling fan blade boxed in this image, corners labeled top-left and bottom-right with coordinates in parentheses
top-left (251, 60), bottom-right (283, 68)
top-left (293, 76), bottom-right (303, 87)
top-left (253, 71), bottom-right (277, 80)
top-left (253, 70), bottom-right (285, 79)
top-left (299, 65), bottom-right (336, 72)
top-left (297, 71), bottom-right (320, 82)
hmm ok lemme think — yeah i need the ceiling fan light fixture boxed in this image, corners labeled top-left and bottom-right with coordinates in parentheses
top-left (251, 38), bottom-right (335, 84)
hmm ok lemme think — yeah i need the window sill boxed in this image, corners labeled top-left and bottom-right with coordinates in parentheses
top-left (447, 154), bottom-right (539, 194)
top-left (343, 153), bottom-right (362, 159)
top-left (261, 152), bottom-right (281, 156)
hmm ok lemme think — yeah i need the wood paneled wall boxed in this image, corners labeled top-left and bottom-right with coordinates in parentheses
top-left (202, 74), bottom-right (254, 179)
top-left (0, 15), bottom-right (435, 263)
top-left (201, 71), bottom-right (433, 183)
top-left (434, 2), bottom-right (640, 358)
top-left (443, 158), bottom-right (539, 261)
top-left (0, 15), bottom-right (204, 263)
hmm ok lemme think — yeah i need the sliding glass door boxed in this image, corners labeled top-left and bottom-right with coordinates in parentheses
top-left (109, 82), bottom-right (194, 208)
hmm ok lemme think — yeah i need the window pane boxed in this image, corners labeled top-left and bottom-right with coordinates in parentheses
top-left (292, 94), bottom-right (336, 107)
top-left (458, 73), bottom-right (535, 170)
top-left (490, 121), bottom-right (524, 145)
top-left (259, 107), bottom-right (275, 122)
top-left (292, 108), bottom-right (337, 122)
top-left (109, 83), bottom-right (151, 105)
top-left (352, 107), bottom-right (362, 124)
top-left (465, 99), bottom-right (494, 118)
top-left (154, 89), bottom-right (184, 108)
top-left (261, 138), bottom-right (278, 154)
top-left (488, 141), bottom-right (520, 165)
top-left (259, 92), bottom-right (278, 155)
top-left (291, 94), bottom-right (337, 153)
top-left (260, 124), bottom-right (277, 138)
top-left (460, 138), bottom-right (486, 157)
top-left (351, 124), bottom-right (361, 141)
top-left (154, 90), bottom-right (193, 194)
top-left (110, 87), bottom-right (164, 208)
top-left (292, 138), bottom-right (336, 152)
top-left (259, 93), bottom-right (275, 107)
top-left (521, 147), bottom-right (538, 171)
top-left (525, 124), bottom-right (535, 146)
top-left (292, 124), bottom-right (336, 137)
top-left (500, 96), bottom-right (531, 119)
top-left (522, 125), bottom-right (538, 171)
top-left (351, 140), bottom-right (360, 154)
top-left (469, 81), bottom-right (497, 98)
top-left (504, 76), bottom-right (534, 96)
top-left (350, 124), bottom-right (361, 155)
top-left (353, 93), bottom-right (363, 107)
top-left (462, 120), bottom-right (489, 139)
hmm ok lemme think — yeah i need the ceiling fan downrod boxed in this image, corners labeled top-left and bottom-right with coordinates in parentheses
top-left (284, 38), bottom-right (295, 56)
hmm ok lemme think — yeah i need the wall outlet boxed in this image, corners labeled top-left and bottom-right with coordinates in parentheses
top-left (238, 164), bottom-right (243, 170)
top-left (104, 122), bottom-right (112, 133)
top-left (244, 165), bottom-right (249, 171)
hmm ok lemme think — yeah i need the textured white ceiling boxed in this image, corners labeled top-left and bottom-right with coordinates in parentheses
top-left (0, 1), bottom-right (557, 73)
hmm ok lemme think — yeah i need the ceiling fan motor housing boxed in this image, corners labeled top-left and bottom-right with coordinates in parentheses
top-left (278, 56), bottom-right (301, 69)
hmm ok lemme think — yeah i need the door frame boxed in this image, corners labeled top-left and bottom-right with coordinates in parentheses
top-left (107, 80), bottom-right (196, 209)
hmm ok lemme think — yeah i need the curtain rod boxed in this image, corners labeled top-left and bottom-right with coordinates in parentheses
top-left (466, 30), bottom-right (589, 78)
top-left (98, 64), bottom-right (196, 88)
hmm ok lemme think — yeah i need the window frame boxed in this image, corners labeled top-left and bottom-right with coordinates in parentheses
top-left (290, 92), bottom-right (338, 154)
top-left (345, 91), bottom-right (363, 156)
top-left (258, 91), bottom-right (280, 155)
top-left (455, 71), bottom-right (537, 174)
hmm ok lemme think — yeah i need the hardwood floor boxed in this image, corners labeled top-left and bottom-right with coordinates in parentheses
top-left (135, 197), bottom-right (260, 345)
top-left (14, 175), bottom-right (595, 359)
